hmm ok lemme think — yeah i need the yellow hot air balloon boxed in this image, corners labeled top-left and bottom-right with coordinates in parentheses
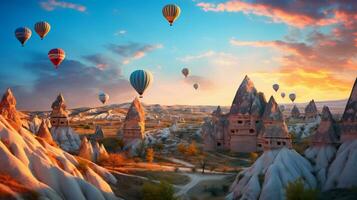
top-left (162, 4), bottom-right (181, 26)
top-left (34, 21), bottom-right (51, 40)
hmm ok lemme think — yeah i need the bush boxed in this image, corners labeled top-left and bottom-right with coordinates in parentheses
top-left (100, 153), bottom-right (125, 168)
top-left (187, 141), bottom-right (198, 156)
top-left (177, 143), bottom-right (186, 154)
top-left (146, 148), bottom-right (155, 163)
top-left (285, 179), bottom-right (319, 200)
top-left (142, 181), bottom-right (177, 200)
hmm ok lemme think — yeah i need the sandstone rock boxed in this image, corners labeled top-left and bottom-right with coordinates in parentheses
top-left (311, 106), bottom-right (339, 145)
top-left (123, 97), bottom-right (145, 142)
top-left (29, 114), bottom-right (42, 134)
top-left (89, 125), bottom-right (105, 141)
top-left (37, 120), bottom-right (55, 145)
top-left (340, 78), bottom-right (357, 142)
top-left (0, 88), bottom-right (22, 131)
top-left (79, 137), bottom-right (94, 161)
top-left (227, 148), bottom-right (316, 200)
top-left (291, 105), bottom-right (301, 118)
top-left (305, 99), bottom-right (319, 119)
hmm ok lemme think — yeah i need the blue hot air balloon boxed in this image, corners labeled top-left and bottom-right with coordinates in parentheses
top-left (129, 70), bottom-right (153, 98)
top-left (15, 27), bottom-right (32, 46)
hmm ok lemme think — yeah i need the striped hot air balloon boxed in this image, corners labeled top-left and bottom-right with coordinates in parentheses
top-left (130, 70), bottom-right (153, 98)
top-left (48, 48), bottom-right (65, 69)
top-left (162, 4), bottom-right (181, 26)
top-left (15, 27), bottom-right (32, 46)
top-left (34, 21), bottom-right (51, 40)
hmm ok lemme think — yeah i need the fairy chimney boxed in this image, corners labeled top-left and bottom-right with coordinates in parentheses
top-left (305, 99), bottom-right (318, 119)
top-left (340, 78), bottom-right (357, 142)
top-left (50, 94), bottom-right (69, 127)
top-left (37, 120), bottom-right (55, 145)
top-left (0, 88), bottom-right (22, 131)
top-left (311, 106), bottom-right (339, 146)
top-left (291, 105), bottom-right (301, 118)
top-left (261, 96), bottom-right (292, 150)
top-left (123, 97), bottom-right (145, 142)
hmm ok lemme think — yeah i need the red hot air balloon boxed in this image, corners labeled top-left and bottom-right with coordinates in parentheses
top-left (48, 48), bottom-right (65, 69)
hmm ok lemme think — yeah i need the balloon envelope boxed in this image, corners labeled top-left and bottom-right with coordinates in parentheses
top-left (15, 27), bottom-right (32, 46)
top-left (193, 83), bottom-right (199, 90)
top-left (273, 84), bottom-right (279, 92)
top-left (289, 93), bottom-right (296, 102)
top-left (181, 68), bottom-right (189, 78)
top-left (48, 48), bottom-right (65, 68)
top-left (130, 70), bottom-right (153, 98)
top-left (162, 4), bottom-right (181, 26)
top-left (281, 92), bottom-right (286, 98)
top-left (98, 92), bottom-right (109, 104)
top-left (34, 21), bottom-right (51, 40)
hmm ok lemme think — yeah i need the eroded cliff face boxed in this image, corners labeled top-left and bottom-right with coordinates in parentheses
top-left (0, 88), bottom-right (23, 131)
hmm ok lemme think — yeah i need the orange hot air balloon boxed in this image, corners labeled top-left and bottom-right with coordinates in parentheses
top-left (162, 4), bottom-right (181, 26)
top-left (34, 21), bottom-right (51, 40)
top-left (48, 48), bottom-right (65, 69)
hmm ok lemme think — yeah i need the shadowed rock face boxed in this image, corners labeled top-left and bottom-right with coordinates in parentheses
top-left (305, 99), bottom-right (318, 118)
top-left (263, 97), bottom-right (283, 122)
top-left (342, 78), bottom-right (357, 122)
top-left (0, 88), bottom-right (22, 131)
top-left (291, 105), bottom-right (300, 118)
top-left (50, 94), bottom-right (68, 118)
top-left (312, 106), bottom-right (339, 145)
top-left (230, 75), bottom-right (265, 116)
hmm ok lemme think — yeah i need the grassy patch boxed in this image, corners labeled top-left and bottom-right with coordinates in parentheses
top-left (133, 171), bottom-right (190, 185)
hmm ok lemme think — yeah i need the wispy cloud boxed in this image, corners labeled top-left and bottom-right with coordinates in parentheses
top-left (106, 42), bottom-right (163, 64)
top-left (40, 0), bottom-right (86, 12)
top-left (179, 50), bottom-right (239, 67)
top-left (114, 30), bottom-right (127, 36)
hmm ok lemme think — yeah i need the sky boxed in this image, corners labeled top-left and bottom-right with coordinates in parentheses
top-left (0, 0), bottom-right (356, 110)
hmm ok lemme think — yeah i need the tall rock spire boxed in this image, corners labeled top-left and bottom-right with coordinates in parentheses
top-left (340, 78), bottom-right (357, 142)
top-left (0, 88), bottom-right (22, 131)
top-left (50, 93), bottom-right (69, 127)
top-left (123, 97), bottom-right (146, 142)
top-left (311, 106), bottom-right (339, 145)
top-left (305, 99), bottom-right (318, 119)
top-left (291, 105), bottom-right (300, 118)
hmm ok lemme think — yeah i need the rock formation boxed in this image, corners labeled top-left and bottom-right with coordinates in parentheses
top-left (0, 88), bottom-right (22, 131)
top-left (291, 105), bottom-right (300, 118)
top-left (340, 78), bottom-right (357, 142)
top-left (37, 120), bottom-right (56, 145)
top-left (88, 125), bottom-right (105, 141)
top-left (50, 94), bottom-right (81, 152)
top-left (0, 94), bottom-right (118, 199)
top-left (203, 76), bottom-right (267, 153)
top-left (79, 137), bottom-right (95, 161)
top-left (227, 148), bottom-right (316, 200)
top-left (29, 114), bottom-right (42, 134)
top-left (122, 97), bottom-right (145, 143)
top-left (304, 106), bottom-right (340, 187)
top-left (261, 96), bottom-right (292, 150)
top-left (305, 99), bottom-right (319, 119)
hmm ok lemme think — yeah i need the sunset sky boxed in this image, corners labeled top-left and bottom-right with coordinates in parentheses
top-left (0, 0), bottom-right (356, 110)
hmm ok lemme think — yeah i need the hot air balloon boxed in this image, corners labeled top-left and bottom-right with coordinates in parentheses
top-left (289, 93), bottom-right (296, 102)
top-left (273, 84), bottom-right (279, 92)
top-left (181, 68), bottom-right (189, 78)
top-left (193, 83), bottom-right (199, 90)
top-left (15, 27), bottom-right (32, 46)
top-left (48, 48), bottom-right (65, 69)
top-left (34, 21), bottom-right (51, 40)
top-left (281, 92), bottom-right (286, 98)
top-left (130, 70), bottom-right (153, 98)
top-left (162, 4), bottom-right (181, 26)
top-left (98, 92), bottom-right (109, 104)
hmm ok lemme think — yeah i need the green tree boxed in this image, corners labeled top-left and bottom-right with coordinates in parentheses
top-left (285, 179), bottom-right (319, 200)
top-left (142, 181), bottom-right (177, 200)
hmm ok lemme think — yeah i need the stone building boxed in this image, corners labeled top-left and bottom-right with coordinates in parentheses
top-left (50, 94), bottom-right (70, 127)
top-left (305, 99), bottom-right (319, 119)
top-left (261, 96), bottom-right (292, 150)
top-left (122, 97), bottom-right (146, 143)
top-left (340, 78), bottom-right (357, 142)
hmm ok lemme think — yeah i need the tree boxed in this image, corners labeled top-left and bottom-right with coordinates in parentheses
top-left (285, 178), bottom-right (319, 200)
top-left (146, 148), bottom-right (155, 163)
top-left (187, 141), bottom-right (198, 156)
top-left (102, 153), bottom-right (125, 169)
top-left (198, 154), bottom-right (207, 174)
top-left (142, 181), bottom-right (177, 200)
top-left (177, 143), bottom-right (186, 154)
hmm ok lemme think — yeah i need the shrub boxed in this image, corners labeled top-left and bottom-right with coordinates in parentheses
top-left (177, 143), bottom-right (186, 154)
top-left (187, 141), bottom-right (198, 156)
top-left (142, 181), bottom-right (177, 200)
top-left (146, 148), bottom-right (155, 163)
top-left (100, 153), bottom-right (125, 169)
top-left (285, 178), bottom-right (319, 200)
top-left (249, 152), bottom-right (259, 164)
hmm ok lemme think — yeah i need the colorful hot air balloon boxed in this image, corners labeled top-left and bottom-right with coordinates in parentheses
top-left (34, 21), bottom-right (51, 40)
top-left (130, 70), bottom-right (153, 98)
top-left (193, 83), bottom-right (199, 90)
top-left (162, 4), bottom-right (181, 26)
top-left (48, 48), bottom-right (65, 69)
top-left (181, 68), bottom-right (189, 78)
top-left (98, 92), bottom-right (109, 104)
top-left (273, 84), bottom-right (279, 92)
top-left (15, 27), bottom-right (32, 46)
top-left (281, 92), bottom-right (286, 98)
top-left (289, 93), bottom-right (296, 102)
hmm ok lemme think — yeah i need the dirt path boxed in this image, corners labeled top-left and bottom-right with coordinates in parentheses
top-left (175, 173), bottom-right (230, 197)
